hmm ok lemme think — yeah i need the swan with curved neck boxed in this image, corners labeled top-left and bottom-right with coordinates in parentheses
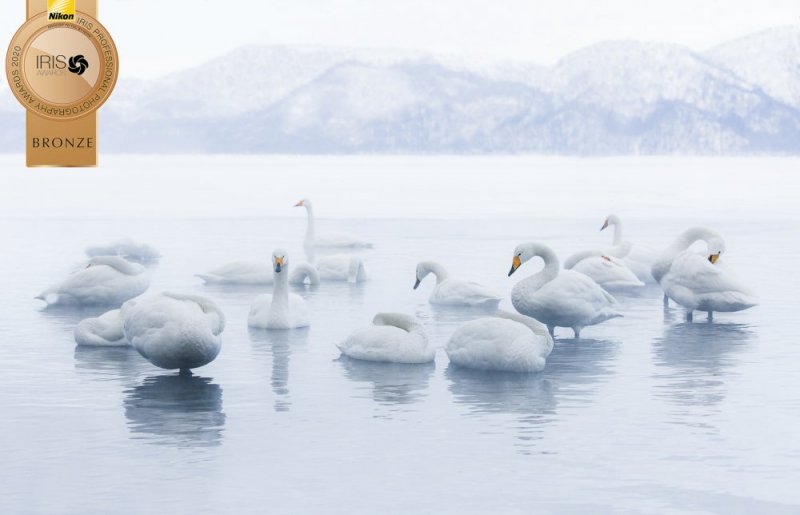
top-left (37, 256), bottom-right (149, 307)
top-left (508, 242), bottom-right (621, 338)
top-left (414, 261), bottom-right (501, 307)
top-left (563, 250), bottom-right (644, 291)
top-left (446, 310), bottom-right (555, 373)
top-left (294, 198), bottom-right (373, 262)
top-left (122, 292), bottom-right (225, 372)
top-left (248, 249), bottom-right (310, 330)
top-left (338, 313), bottom-right (433, 363)
top-left (655, 228), bottom-right (755, 320)
top-left (600, 214), bottom-right (657, 284)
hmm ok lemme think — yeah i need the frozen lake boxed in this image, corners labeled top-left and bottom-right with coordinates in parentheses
top-left (1, 155), bottom-right (798, 514)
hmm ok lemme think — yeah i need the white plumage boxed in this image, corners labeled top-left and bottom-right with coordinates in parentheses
top-left (563, 250), bottom-right (644, 291)
top-left (37, 256), bottom-right (149, 307)
top-left (414, 261), bottom-right (501, 307)
top-left (338, 313), bottom-right (434, 364)
top-left (248, 250), bottom-right (310, 330)
top-left (74, 309), bottom-right (128, 347)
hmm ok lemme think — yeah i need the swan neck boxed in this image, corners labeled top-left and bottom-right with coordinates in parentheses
top-left (421, 262), bottom-right (448, 284)
top-left (272, 267), bottom-right (290, 310)
top-left (373, 313), bottom-right (422, 333)
top-left (611, 220), bottom-right (623, 246)
top-left (518, 244), bottom-right (559, 290)
top-left (303, 204), bottom-right (316, 261)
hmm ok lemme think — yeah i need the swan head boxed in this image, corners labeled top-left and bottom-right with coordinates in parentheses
top-left (272, 249), bottom-right (289, 274)
top-left (508, 244), bottom-right (531, 276)
top-left (600, 214), bottom-right (620, 231)
top-left (294, 198), bottom-right (311, 209)
top-left (413, 262), bottom-right (438, 289)
top-left (707, 237), bottom-right (725, 264)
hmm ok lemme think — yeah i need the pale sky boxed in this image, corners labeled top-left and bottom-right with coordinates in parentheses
top-left (4, 0), bottom-right (798, 79)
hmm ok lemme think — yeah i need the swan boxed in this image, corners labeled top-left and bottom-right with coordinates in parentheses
top-left (508, 242), bottom-right (621, 338)
top-left (74, 309), bottom-right (128, 347)
top-left (122, 292), bottom-right (226, 371)
top-left (445, 311), bottom-right (555, 373)
top-left (248, 250), bottom-right (310, 330)
top-left (36, 256), bottom-right (149, 307)
top-left (85, 239), bottom-right (160, 265)
top-left (654, 227), bottom-right (756, 320)
top-left (337, 313), bottom-right (434, 364)
top-left (295, 198), bottom-right (372, 257)
top-left (196, 259), bottom-right (319, 286)
top-left (563, 250), bottom-right (644, 291)
top-left (291, 255), bottom-right (367, 284)
top-left (600, 214), bottom-right (657, 284)
top-left (414, 261), bottom-right (501, 307)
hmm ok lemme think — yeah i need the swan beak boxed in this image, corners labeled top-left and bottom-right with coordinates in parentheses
top-left (600, 219), bottom-right (609, 231)
top-left (709, 253), bottom-right (720, 264)
top-left (274, 256), bottom-right (284, 273)
top-left (294, 200), bottom-right (304, 207)
top-left (413, 277), bottom-right (421, 290)
top-left (508, 256), bottom-right (521, 277)
top-left (602, 255), bottom-right (611, 262)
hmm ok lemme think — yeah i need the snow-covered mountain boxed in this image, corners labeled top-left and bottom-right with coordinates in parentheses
top-left (3, 27), bottom-right (800, 155)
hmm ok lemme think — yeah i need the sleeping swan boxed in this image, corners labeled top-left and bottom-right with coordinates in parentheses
top-left (600, 214), bottom-right (657, 284)
top-left (122, 292), bottom-right (226, 371)
top-left (85, 239), bottom-right (161, 265)
top-left (563, 250), bottom-right (644, 291)
top-left (74, 309), bottom-right (128, 347)
top-left (508, 242), bottom-right (621, 338)
top-left (654, 227), bottom-right (756, 320)
top-left (337, 313), bottom-right (434, 364)
top-left (36, 256), bottom-right (149, 307)
top-left (413, 261), bottom-right (501, 307)
top-left (446, 311), bottom-right (554, 373)
top-left (248, 250), bottom-right (310, 330)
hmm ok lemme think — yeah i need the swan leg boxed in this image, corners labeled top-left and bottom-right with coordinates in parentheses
top-left (685, 310), bottom-right (693, 322)
top-left (707, 311), bottom-right (713, 321)
top-left (663, 294), bottom-right (669, 307)
top-left (573, 327), bottom-right (582, 339)
top-left (547, 325), bottom-right (555, 337)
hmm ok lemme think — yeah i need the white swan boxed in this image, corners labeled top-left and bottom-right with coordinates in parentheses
top-left (337, 313), bottom-right (434, 364)
top-left (248, 250), bottom-right (310, 330)
top-left (508, 242), bottom-right (621, 338)
top-left (601, 214), bottom-right (657, 284)
top-left (305, 255), bottom-right (368, 283)
top-left (414, 261), bottom-right (501, 307)
top-left (36, 256), bottom-right (149, 307)
top-left (654, 227), bottom-right (756, 320)
top-left (446, 311), bottom-right (555, 373)
top-left (85, 239), bottom-right (161, 265)
top-left (196, 259), bottom-right (319, 286)
top-left (295, 198), bottom-right (372, 257)
top-left (563, 250), bottom-right (644, 291)
top-left (74, 309), bottom-right (128, 347)
top-left (122, 292), bottom-right (226, 371)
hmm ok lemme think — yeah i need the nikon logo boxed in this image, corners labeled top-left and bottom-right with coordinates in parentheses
top-left (48, 13), bottom-right (75, 20)
top-left (47, 0), bottom-right (75, 21)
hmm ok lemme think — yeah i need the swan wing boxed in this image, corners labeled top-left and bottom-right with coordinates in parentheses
top-left (196, 261), bottom-right (272, 285)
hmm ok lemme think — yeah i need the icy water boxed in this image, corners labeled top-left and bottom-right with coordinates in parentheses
top-left (1, 156), bottom-right (798, 514)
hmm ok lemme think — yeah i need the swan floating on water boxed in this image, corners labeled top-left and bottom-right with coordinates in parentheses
top-left (600, 214), bottom-right (657, 284)
top-left (74, 309), bottom-right (128, 347)
top-left (508, 242), bottom-right (621, 338)
top-left (653, 227), bottom-right (756, 320)
top-left (36, 256), bottom-right (149, 307)
top-left (248, 250), bottom-right (310, 330)
top-left (414, 261), bottom-right (501, 307)
top-left (295, 198), bottom-right (373, 255)
top-left (445, 311), bottom-right (554, 373)
top-left (291, 255), bottom-right (367, 284)
top-left (122, 292), bottom-right (226, 371)
top-left (563, 250), bottom-right (644, 291)
top-left (337, 313), bottom-right (434, 364)
top-left (85, 239), bottom-right (161, 265)
top-left (197, 259), bottom-right (319, 286)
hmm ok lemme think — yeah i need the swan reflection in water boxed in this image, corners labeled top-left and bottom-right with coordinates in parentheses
top-left (248, 327), bottom-right (309, 412)
top-left (338, 357), bottom-right (435, 409)
top-left (447, 338), bottom-right (617, 453)
top-left (73, 346), bottom-right (149, 386)
top-left (123, 373), bottom-right (225, 447)
top-left (653, 321), bottom-right (752, 419)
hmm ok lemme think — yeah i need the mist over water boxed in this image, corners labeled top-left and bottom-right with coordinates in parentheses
top-left (1, 156), bottom-right (798, 513)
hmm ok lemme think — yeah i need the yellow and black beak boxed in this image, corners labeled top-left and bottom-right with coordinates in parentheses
top-left (274, 256), bottom-right (285, 273)
top-left (508, 256), bottom-right (521, 277)
top-left (294, 200), bottom-right (304, 207)
top-left (413, 277), bottom-right (421, 290)
top-left (600, 219), bottom-right (609, 231)
top-left (708, 253), bottom-right (720, 265)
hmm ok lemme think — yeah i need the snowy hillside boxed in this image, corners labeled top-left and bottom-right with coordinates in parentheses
top-left (2, 27), bottom-right (800, 155)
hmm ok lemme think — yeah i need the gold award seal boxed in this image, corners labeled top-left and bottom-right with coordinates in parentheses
top-left (6, 0), bottom-right (119, 167)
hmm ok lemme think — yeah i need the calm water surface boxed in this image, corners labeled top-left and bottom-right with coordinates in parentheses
top-left (0, 157), bottom-right (798, 514)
